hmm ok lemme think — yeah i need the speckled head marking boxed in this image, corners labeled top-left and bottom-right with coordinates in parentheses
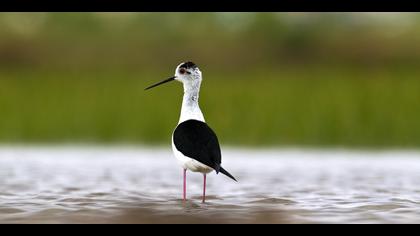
top-left (179, 61), bottom-right (198, 70)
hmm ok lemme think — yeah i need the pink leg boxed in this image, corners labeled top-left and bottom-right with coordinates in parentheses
top-left (183, 169), bottom-right (187, 201)
top-left (202, 174), bottom-right (207, 203)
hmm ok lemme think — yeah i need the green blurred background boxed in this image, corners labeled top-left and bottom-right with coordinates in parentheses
top-left (0, 12), bottom-right (420, 148)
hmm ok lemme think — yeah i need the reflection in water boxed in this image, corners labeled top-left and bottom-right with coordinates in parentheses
top-left (0, 147), bottom-right (420, 223)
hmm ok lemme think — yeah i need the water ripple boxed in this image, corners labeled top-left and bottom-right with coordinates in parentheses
top-left (1, 147), bottom-right (420, 223)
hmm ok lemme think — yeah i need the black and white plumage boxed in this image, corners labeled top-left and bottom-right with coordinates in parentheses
top-left (145, 61), bottom-right (236, 203)
top-left (173, 119), bottom-right (236, 181)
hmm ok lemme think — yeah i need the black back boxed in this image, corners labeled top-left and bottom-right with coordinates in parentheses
top-left (173, 119), bottom-right (221, 173)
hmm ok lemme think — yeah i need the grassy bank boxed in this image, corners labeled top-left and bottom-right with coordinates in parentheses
top-left (0, 67), bottom-right (419, 148)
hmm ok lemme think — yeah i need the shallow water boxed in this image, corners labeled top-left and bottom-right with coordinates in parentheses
top-left (1, 146), bottom-right (420, 224)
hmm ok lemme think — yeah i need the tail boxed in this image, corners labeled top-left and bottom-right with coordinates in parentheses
top-left (219, 167), bottom-right (237, 182)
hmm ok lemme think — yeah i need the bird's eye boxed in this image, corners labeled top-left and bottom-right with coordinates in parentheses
top-left (179, 68), bottom-right (186, 74)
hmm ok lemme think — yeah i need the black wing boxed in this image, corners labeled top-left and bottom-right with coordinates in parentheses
top-left (173, 119), bottom-right (237, 181)
top-left (173, 119), bottom-right (222, 172)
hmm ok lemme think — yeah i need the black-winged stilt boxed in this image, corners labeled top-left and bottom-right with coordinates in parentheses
top-left (145, 61), bottom-right (237, 203)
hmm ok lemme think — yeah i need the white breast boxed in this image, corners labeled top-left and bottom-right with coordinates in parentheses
top-left (173, 80), bottom-right (212, 173)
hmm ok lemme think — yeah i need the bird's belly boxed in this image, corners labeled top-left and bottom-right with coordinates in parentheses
top-left (171, 140), bottom-right (213, 174)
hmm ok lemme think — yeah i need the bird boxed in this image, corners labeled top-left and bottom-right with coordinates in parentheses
top-left (145, 61), bottom-right (237, 203)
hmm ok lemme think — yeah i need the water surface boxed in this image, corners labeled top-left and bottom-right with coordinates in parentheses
top-left (1, 147), bottom-right (420, 224)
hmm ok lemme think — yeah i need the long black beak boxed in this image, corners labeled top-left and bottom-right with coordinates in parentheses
top-left (145, 76), bottom-right (176, 90)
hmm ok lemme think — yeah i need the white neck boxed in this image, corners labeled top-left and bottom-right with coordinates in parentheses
top-left (178, 82), bottom-right (205, 124)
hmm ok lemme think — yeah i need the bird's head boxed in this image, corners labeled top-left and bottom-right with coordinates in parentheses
top-left (145, 61), bottom-right (202, 91)
top-left (174, 61), bottom-right (202, 83)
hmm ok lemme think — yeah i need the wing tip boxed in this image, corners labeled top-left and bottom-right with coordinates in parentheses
top-left (219, 166), bottom-right (238, 182)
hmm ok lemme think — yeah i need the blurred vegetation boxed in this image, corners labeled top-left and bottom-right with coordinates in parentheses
top-left (1, 13), bottom-right (420, 148)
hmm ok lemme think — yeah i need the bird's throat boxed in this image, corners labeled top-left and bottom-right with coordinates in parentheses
top-left (179, 88), bottom-right (205, 124)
